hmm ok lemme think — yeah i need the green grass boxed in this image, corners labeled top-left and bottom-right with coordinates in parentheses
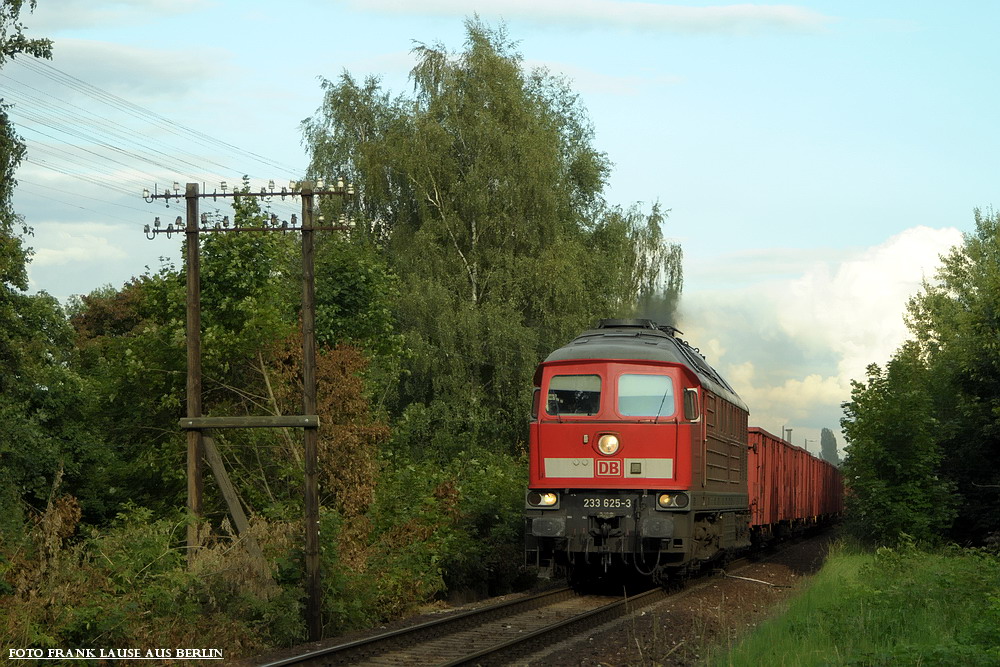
top-left (713, 541), bottom-right (1000, 666)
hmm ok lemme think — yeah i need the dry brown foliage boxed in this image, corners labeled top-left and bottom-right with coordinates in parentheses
top-left (269, 336), bottom-right (390, 517)
top-left (189, 515), bottom-right (298, 602)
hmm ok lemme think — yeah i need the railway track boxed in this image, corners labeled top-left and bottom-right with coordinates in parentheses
top-left (252, 549), bottom-right (780, 667)
top-left (254, 585), bottom-right (668, 666)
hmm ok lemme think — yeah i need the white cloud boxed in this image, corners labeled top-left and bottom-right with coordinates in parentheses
top-left (33, 39), bottom-right (232, 100)
top-left (685, 246), bottom-right (859, 289)
top-left (524, 59), bottom-right (682, 95)
top-left (774, 226), bottom-right (964, 382)
top-left (27, 0), bottom-right (203, 32)
top-left (348, 0), bottom-right (833, 33)
top-left (678, 225), bottom-right (964, 444)
top-left (742, 367), bottom-right (845, 421)
top-left (30, 223), bottom-right (130, 267)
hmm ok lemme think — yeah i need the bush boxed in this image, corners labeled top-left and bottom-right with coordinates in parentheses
top-left (437, 448), bottom-right (533, 596)
top-left (0, 500), bottom-right (306, 659)
top-left (314, 445), bottom-right (532, 635)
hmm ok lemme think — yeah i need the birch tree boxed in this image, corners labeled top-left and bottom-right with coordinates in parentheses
top-left (303, 19), bottom-right (682, 453)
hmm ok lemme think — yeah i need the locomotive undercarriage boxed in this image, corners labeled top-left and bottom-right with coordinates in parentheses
top-left (525, 491), bottom-right (751, 586)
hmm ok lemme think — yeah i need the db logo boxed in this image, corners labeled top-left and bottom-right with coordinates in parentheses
top-left (596, 460), bottom-right (622, 477)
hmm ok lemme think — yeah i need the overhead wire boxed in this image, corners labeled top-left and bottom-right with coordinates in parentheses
top-left (7, 56), bottom-right (302, 176)
top-left (23, 142), bottom-right (155, 193)
top-left (0, 71), bottom-right (222, 174)
top-left (17, 178), bottom-right (160, 215)
top-left (0, 55), bottom-right (336, 302)
top-left (23, 156), bottom-right (139, 198)
top-left (4, 85), bottom-right (268, 189)
top-left (16, 180), bottom-right (149, 225)
top-left (16, 120), bottom-right (178, 187)
top-left (3, 55), bottom-right (306, 208)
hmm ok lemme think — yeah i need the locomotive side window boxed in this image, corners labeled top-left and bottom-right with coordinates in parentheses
top-left (684, 388), bottom-right (701, 421)
top-left (617, 374), bottom-right (675, 417)
top-left (546, 375), bottom-right (601, 416)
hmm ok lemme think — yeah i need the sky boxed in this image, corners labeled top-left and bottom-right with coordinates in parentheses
top-left (5, 1), bottom-right (996, 456)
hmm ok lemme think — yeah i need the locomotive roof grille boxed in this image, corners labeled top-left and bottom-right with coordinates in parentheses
top-left (597, 318), bottom-right (682, 337)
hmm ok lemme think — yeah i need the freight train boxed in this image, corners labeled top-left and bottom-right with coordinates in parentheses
top-left (524, 319), bottom-right (842, 585)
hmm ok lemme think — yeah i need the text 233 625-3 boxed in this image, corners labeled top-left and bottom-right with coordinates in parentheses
top-left (582, 497), bottom-right (632, 509)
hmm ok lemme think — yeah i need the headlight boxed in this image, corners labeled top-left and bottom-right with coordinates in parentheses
top-left (657, 492), bottom-right (689, 509)
top-left (597, 434), bottom-right (620, 455)
top-left (526, 491), bottom-right (559, 507)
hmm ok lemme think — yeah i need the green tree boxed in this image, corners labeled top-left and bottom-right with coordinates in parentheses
top-left (66, 187), bottom-right (299, 518)
top-left (1, 1), bottom-right (51, 62)
top-left (0, 0), bottom-right (83, 532)
top-left (905, 208), bottom-right (1000, 541)
top-left (301, 19), bottom-right (682, 603)
top-left (302, 19), bottom-right (682, 456)
top-left (840, 342), bottom-right (956, 544)
top-left (2, 0), bottom-right (51, 290)
top-left (840, 209), bottom-right (1000, 545)
top-left (68, 269), bottom-right (189, 518)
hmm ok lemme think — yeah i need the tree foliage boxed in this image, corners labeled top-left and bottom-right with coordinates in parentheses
top-left (1, 1), bottom-right (51, 63)
top-left (302, 19), bottom-right (682, 455)
top-left (65, 181), bottom-right (397, 522)
top-left (904, 208), bottom-right (1000, 541)
top-left (0, 0), bottom-right (81, 533)
top-left (842, 208), bottom-right (1000, 544)
top-left (841, 343), bottom-right (956, 544)
top-left (2, 0), bottom-right (51, 289)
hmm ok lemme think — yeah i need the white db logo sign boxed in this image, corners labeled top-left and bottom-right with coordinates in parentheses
top-left (596, 460), bottom-right (622, 476)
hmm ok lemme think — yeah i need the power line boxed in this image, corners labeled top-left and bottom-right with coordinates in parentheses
top-left (8, 57), bottom-right (302, 174)
top-left (15, 182), bottom-right (145, 226)
top-left (3, 55), bottom-right (306, 203)
top-left (23, 156), bottom-right (139, 198)
top-left (17, 179), bottom-right (157, 216)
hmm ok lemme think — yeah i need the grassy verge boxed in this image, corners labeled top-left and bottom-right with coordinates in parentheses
top-left (713, 540), bottom-right (1000, 666)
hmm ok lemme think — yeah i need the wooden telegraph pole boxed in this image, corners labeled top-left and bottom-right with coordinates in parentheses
top-left (184, 183), bottom-right (204, 557)
top-left (300, 185), bottom-right (322, 641)
top-left (144, 179), bottom-right (353, 641)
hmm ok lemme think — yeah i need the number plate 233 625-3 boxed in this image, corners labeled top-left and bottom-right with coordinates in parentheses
top-left (581, 497), bottom-right (632, 512)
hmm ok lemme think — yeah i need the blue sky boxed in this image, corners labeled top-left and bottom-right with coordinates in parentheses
top-left (6, 1), bottom-right (996, 453)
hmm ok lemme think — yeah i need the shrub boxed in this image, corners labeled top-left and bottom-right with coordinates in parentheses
top-left (0, 500), bottom-right (306, 659)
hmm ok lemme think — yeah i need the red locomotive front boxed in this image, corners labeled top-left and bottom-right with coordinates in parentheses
top-left (531, 360), bottom-right (693, 489)
top-left (525, 319), bottom-right (751, 584)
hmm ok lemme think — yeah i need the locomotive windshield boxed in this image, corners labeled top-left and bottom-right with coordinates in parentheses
top-left (617, 374), bottom-right (675, 417)
top-left (546, 375), bottom-right (601, 416)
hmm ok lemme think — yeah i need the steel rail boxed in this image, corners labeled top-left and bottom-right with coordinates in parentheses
top-left (440, 587), bottom-right (667, 666)
top-left (254, 555), bottom-right (770, 666)
top-left (253, 586), bottom-right (575, 667)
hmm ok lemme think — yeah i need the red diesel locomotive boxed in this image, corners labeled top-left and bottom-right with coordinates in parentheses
top-left (524, 319), bottom-right (842, 584)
